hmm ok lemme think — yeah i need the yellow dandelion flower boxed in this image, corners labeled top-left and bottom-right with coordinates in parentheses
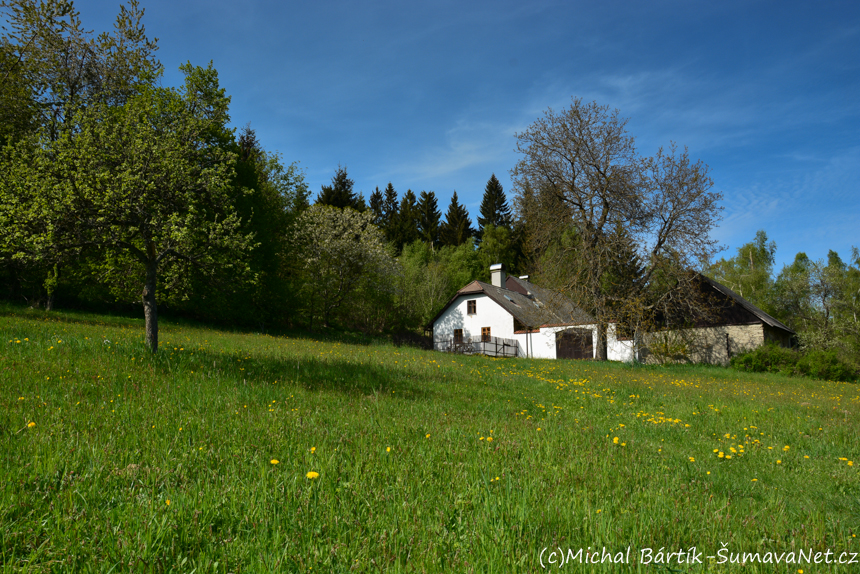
top-left (849, 461), bottom-right (854, 466)
top-left (776, 460), bottom-right (782, 464)
top-left (311, 447), bottom-right (316, 453)
top-left (486, 437), bottom-right (493, 442)
top-left (27, 421), bottom-right (36, 428)
top-left (386, 447), bottom-right (391, 452)
top-left (425, 433), bottom-right (430, 439)
top-left (166, 499), bottom-right (171, 506)
top-left (271, 459), bottom-right (279, 465)
top-left (306, 471), bottom-right (319, 479)
top-left (613, 437), bottom-right (619, 444)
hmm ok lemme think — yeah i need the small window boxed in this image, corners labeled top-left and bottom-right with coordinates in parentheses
top-left (481, 327), bottom-right (491, 342)
top-left (453, 329), bottom-right (463, 344)
top-left (467, 300), bottom-right (476, 315)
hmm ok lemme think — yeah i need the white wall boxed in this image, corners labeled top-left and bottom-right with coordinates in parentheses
top-left (607, 322), bottom-right (635, 362)
top-left (432, 294), bottom-right (516, 350)
top-left (512, 324), bottom-right (598, 359)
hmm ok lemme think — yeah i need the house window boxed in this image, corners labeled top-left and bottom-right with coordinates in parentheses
top-left (481, 327), bottom-right (491, 342)
top-left (453, 329), bottom-right (463, 344)
top-left (467, 300), bottom-right (476, 315)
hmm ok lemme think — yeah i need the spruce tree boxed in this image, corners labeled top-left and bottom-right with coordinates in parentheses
top-left (440, 191), bottom-right (475, 247)
top-left (394, 190), bottom-right (420, 253)
top-left (381, 182), bottom-right (399, 243)
top-left (417, 190), bottom-right (441, 247)
top-left (477, 173), bottom-right (511, 239)
top-left (317, 165), bottom-right (363, 211)
top-left (368, 187), bottom-right (384, 227)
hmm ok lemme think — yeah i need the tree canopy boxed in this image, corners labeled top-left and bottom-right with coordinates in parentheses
top-left (0, 62), bottom-right (254, 352)
top-left (513, 98), bottom-right (723, 358)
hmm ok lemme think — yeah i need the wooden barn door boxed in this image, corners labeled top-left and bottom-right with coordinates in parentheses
top-left (556, 328), bottom-right (593, 360)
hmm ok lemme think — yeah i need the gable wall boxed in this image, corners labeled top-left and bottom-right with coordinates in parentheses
top-left (432, 294), bottom-right (516, 351)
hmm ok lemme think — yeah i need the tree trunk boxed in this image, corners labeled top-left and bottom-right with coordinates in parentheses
top-left (142, 251), bottom-right (158, 353)
top-left (44, 264), bottom-right (58, 312)
top-left (594, 318), bottom-right (608, 360)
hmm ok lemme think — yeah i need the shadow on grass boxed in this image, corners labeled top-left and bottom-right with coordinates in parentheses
top-left (149, 345), bottom-right (435, 401)
top-left (0, 301), bottom-right (145, 329)
top-left (0, 300), bottom-right (397, 348)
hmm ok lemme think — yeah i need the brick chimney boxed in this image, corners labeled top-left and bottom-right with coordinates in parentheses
top-left (490, 263), bottom-right (506, 288)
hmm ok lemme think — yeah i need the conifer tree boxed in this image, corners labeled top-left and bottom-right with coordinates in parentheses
top-left (440, 191), bottom-right (474, 247)
top-left (317, 165), bottom-right (364, 211)
top-left (394, 190), bottom-right (419, 252)
top-left (368, 187), bottom-right (384, 227)
top-left (477, 173), bottom-right (512, 239)
top-left (417, 190), bottom-right (441, 247)
top-left (380, 182), bottom-right (399, 243)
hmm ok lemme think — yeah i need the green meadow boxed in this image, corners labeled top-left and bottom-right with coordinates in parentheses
top-left (1, 305), bottom-right (859, 573)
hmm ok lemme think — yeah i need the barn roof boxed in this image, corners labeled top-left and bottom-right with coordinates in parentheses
top-left (700, 275), bottom-right (794, 334)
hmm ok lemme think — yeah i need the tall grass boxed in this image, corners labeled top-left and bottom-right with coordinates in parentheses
top-left (1, 305), bottom-right (859, 572)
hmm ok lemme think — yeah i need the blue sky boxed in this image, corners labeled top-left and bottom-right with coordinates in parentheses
top-left (77, 0), bottom-right (859, 269)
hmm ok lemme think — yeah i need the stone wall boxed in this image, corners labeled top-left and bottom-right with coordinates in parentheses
top-left (640, 324), bottom-right (765, 366)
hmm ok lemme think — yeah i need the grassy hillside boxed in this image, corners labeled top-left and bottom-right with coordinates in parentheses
top-left (2, 305), bottom-right (859, 573)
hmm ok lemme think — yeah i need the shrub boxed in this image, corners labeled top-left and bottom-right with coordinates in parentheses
top-left (731, 344), bottom-right (858, 382)
top-left (796, 349), bottom-right (859, 382)
top-left (730, 344), bottom-right (798, 375)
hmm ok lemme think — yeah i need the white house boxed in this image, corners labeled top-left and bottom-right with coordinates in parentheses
top-left (429, 265), bottom-right (793, 364)
top-left (429, 264), bottom-right (633, 360)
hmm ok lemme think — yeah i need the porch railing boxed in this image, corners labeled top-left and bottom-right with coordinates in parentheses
top-left (434, 335), bottom-right (520, 358)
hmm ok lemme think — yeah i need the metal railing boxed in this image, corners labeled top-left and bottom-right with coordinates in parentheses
top-left (434, 335), bottom-right (520, 358)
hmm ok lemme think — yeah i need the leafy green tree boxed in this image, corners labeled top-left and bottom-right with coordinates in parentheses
top-left (317, 165), bottom-right (365, 211)
top-left (0, 63), bottom-right (253, 353)
top-left (182, 124), bottom-right (308, 329)
top-left (417, 190), bottom-right (441, 247)
top-left (477, 173), bottom-right (511, 238)
top-left (1, 0), bottom-right (159, 140)
top-left (291, 205), bottom-right (396, 329)
top-left (477, 224), bottom-right (517, 272)
top-left (440, 191), bottom-right (474, 247)
top-left (708, 230), bottom-right (776, 313)
top-left (1, 0), bottom-right (161, 309)
top-left (397, 238), bottom-right (484, 329)
top-left (513, 98), bottom-right (722, 359)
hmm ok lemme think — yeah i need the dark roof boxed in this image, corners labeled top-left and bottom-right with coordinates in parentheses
top-left (427, 275), bottom-right (594, 330)
top-left (700, 275), bottom-right (794, 334)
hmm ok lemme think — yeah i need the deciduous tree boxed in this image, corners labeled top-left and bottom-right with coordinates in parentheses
top-left (291, 205), bottom-right (396, 329)
top-left (0, 63), bottom-right (253, 353)
top-left (513, 98), bottom-right (723, 359)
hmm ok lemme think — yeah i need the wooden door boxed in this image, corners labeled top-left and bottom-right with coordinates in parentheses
top-left (556, 328), bottom-right (593, 360)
